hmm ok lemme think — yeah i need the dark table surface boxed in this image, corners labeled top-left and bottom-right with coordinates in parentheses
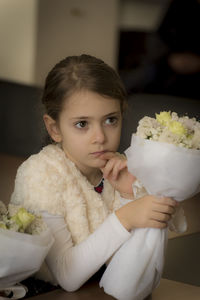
top-left (27, 278), bottom-right (200, 300)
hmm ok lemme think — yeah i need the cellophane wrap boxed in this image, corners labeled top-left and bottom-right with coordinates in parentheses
top-left (0, 227), bottom-right (54, 290)
top-left (100, 135), bottom-right (200, 300)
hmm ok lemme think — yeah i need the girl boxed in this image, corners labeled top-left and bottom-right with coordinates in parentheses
top-left (10, 54), bottom-right (177, 294)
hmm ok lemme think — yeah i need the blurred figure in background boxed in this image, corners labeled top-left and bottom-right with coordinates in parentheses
top-left (121, 0), bottom-right (200, 99)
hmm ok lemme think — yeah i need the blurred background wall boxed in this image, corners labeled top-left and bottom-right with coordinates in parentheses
top-left (0, 0), bottom-right (172, 157)
top-left (0, 0), bottom-right (168, 87)
top-left (0, 0), bottom-right (38, 85)
top-left (35, 0), bottom-right (120, 86)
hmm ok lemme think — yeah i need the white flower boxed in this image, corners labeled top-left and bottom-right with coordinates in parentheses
top-left (136, 111), bottom-right (200, 150)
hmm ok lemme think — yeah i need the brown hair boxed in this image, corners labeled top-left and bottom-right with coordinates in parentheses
top-left (41, 54), bottom-right (127, 121)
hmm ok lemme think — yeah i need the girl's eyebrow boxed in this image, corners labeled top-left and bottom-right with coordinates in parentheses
top-left (104, 111), bottom-right (121, 117)
top-left (70, 116), bottom-right (89, 120)
top-left (70, 111), bottom-right (121, 120)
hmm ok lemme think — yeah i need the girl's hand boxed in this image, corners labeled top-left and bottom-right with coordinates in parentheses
top-left (100, 152), bottom-right (136, 198)
top-left (115, 195), bottom-right (179, 231)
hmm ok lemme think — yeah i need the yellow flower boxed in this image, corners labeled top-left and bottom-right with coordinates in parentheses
top-left (187, 134), bottom-right (193, 139)
top-left (169, 121), bottom-right (187, 136)
top-left (0, 222), bottom-right (6, 229)
top-left (156, 111), bottom-right (171, 126)
top-left (11, 208), bottom-right (35, 231)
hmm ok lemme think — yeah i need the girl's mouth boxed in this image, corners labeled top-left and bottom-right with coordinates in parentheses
top-left (91, 150), bottom-right (107, 157)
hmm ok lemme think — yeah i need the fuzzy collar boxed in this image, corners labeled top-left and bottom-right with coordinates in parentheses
top-left (11, 144), bottom-right (120, 245)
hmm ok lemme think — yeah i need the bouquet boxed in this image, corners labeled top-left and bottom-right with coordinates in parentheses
top-left (100, 112), bottom-right (200, 300)
top-left (0, 201), bottom-right (54, 298)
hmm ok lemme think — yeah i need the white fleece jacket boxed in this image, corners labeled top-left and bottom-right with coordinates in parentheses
top-left (10, 144), bottom-right (131, 290)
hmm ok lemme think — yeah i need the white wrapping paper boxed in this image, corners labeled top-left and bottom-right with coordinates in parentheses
top-left (126, 135), bottom-right (200, 200)
top-left (100, 135), bottom-right (200, 300)
top-left (0, 228), bottom-right (54, 290)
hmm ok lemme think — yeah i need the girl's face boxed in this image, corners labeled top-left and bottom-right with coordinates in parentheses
top-left (47, 90), bottom-right (122, 178)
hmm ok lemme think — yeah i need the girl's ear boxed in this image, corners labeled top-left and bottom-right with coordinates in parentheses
top-left (43, 114), bottom-right (62, 143)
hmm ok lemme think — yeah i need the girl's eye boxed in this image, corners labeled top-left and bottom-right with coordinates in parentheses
top-left (105, 117), bottom-right (118, 126)
top-left (75, 121), bottom-right (88, 129)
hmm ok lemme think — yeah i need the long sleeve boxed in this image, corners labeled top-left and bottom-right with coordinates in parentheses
top-left (42, 212), bottom-right (131, 292)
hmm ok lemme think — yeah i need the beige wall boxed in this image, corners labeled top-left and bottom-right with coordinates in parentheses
top-left (0, 0), bottom-right (169, 86)
top-left (0, 0), bottom-right (167, 87)
top-left (0, 0), bottom-right (120, 86)
top-left (0, 0), bottom-right (38, 85)
top-left (34, 0), bottom-right (120, 86)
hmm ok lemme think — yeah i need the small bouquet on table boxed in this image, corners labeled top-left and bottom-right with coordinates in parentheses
top-left (100, 111), bottom-right (200, 300)
top-left (0, 202), bottom-right (54, 299)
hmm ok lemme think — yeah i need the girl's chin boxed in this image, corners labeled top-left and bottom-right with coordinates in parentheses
top-left (92, 160), bottom-right (106, 169)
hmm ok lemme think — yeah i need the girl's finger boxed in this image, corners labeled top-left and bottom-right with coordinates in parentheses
top-left (102, 159), bottom-right (116, 178)
top-left (154, 197), bottom-right (178, 207)
top-left (99, 152), bottom-right (116, 161)
top-left (148, 220), bottom-right (167, 229)
top-left (151, 211), bottom-right (171, 223)
top-left (153, 204), bottom-right (176, 215)
top-left (112, 160), bottom-right (127, 180)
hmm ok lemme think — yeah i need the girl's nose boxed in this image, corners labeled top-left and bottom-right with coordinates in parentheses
top-left (92, 125), bottom-right (106, 144)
